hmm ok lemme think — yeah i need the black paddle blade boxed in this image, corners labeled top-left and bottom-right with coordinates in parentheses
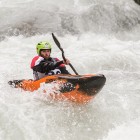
top-left (52, 33), bottom-right (79, 75)
top-left (52, 33), bottom-right (64, 53)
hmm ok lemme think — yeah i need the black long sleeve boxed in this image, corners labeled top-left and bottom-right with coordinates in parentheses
top-left (32, 59), bottom-right (63, 73)
top-left (43, 60), bottom-right (63, 73)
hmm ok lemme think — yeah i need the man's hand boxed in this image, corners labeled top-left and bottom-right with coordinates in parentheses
top-left (63, 59), bottom-right (70, 65)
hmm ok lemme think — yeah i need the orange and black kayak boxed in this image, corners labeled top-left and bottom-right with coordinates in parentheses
top-left (8, 74), bottom-right (106, 103)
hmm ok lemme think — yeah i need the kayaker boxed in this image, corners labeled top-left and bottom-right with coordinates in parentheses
top-left (31, 41), bottom-right (70, 80)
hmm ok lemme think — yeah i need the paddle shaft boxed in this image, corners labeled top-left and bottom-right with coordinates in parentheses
top-left (52, 33), bottom-right (79, 75)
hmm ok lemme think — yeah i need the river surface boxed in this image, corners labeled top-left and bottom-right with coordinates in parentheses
top-left (0, 0), bottom-right (140, 140)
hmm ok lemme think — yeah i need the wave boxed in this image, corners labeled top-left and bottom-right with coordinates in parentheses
top-left (0, 0), bottom-right (140, 40)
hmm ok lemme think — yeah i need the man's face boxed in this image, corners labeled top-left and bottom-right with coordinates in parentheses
top-left (40, 49), bottom-right (51, 59)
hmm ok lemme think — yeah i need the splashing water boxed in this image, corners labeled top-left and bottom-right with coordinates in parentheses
top-left (0, 0), bottom-right (140, 140)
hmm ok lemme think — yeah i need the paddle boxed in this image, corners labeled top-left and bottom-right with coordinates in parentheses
top-left (52, 33), bottom-right (79, 75)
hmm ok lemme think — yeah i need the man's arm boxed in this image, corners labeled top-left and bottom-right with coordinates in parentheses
top-left (32, 60), bottom-right (64, 73)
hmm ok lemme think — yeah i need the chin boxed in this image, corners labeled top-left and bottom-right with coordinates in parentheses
top-left (44, 56), bottom-right (49, 59)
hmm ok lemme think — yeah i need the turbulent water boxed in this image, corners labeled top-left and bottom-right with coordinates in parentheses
top-left (0, 0), bottom-right (140, 140)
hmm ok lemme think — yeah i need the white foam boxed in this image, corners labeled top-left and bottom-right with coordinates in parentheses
top-left (0, 0), bottom-right (140, 140)
top-left (103, 118), bottom-right (140, 140)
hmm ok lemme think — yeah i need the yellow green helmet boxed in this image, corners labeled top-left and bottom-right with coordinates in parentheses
top-left (36, 41), bottom-right (52, 55)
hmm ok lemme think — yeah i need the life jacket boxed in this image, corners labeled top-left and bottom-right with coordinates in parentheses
top-left (31, 56), bottom-right (65, 80)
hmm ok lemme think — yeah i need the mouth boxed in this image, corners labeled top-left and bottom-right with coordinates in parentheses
top-left (44, 54), bottom-right (49, 58)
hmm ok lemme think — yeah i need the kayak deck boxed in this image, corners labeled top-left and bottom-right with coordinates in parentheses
top-left (8, 74), bottom-right (106, 103)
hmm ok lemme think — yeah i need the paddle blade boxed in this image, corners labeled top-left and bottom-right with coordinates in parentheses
top-left (52, 33), bottom-right (62, 51)
top-left (52, 33), bottom-right (79, 75)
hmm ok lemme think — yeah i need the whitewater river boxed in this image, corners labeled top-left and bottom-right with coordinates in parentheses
top-left (0, 0), bottom-right (140, 140)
